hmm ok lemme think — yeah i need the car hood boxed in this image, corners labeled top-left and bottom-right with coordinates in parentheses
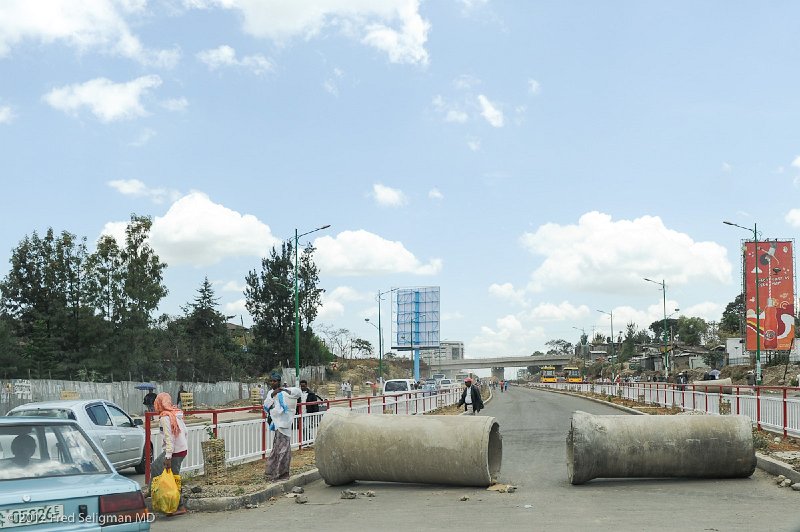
top-left (0, 473), bottom-right (140, 506)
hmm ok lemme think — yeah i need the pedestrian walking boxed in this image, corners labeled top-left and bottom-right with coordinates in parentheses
top-left (500, 380), bottom-right (505, 393)
top-left (149, 392), bottom-right (188, 516)
top-left (264, 373), bottom-right (299, 482)
top-left (298, 379), bottom-right (321, 414)
top-left (457, 377), bottom-right (484, 415)
top-left (175, 385), bottom-right (186, 408)
top-left (344, 381), bottom-right (352, 399)
top-left (143, 389), bottom-right (157, 413)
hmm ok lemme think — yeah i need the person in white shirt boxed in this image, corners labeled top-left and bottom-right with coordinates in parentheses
top-left (264, 373), bottom-right (300, 481)
top-left (457, 378), bottom-right (484, 415)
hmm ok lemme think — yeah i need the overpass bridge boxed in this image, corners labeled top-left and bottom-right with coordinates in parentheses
top-left (430, 355), bottom-right (571, 372)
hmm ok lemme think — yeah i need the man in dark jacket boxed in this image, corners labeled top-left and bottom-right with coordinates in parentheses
top-left (298, 379), bottom-right (322, 414)
top-left (457, 378), bottom-right (484, 415)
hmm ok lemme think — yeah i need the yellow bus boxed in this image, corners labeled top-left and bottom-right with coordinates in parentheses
top-left (541, 366), bottom-right (557, 383)
top-left (564, 366), bottom-right (582, 383)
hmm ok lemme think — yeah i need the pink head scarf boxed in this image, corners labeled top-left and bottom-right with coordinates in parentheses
top-left (154, 392), bottom-right (182, 437)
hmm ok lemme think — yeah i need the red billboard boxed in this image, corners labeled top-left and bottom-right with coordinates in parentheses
top-left (743, 240), bottom-right (795, 351)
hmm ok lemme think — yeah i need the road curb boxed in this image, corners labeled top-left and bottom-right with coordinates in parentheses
top-left (530, 385), bottom-right (800, 482)
top-left (179, 468), bottom-right (322, 512)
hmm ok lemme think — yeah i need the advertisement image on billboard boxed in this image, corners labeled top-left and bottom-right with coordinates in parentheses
top-left (743, 240), bottom-right (795, 351)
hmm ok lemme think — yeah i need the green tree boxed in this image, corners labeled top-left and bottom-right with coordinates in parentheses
top-left (245, 242), bottom-right (295, 373)
top-left (545, 339), bottom-right (573, 356)
top-left (619, 322), bottom-right (638, 362)
top-left (178, 278), bottom-right (239, 381)
top-left (719, 293), bottom-right (744, 335)
top-left (0, 229), bottom-right (97, 378)
top-left (649, 318), bottom-right (679, 343)
top-left (676, 316), bottom-right (708, 346)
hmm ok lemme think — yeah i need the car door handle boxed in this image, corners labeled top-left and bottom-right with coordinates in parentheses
top-left (100, 437), bottom-right (106, 441)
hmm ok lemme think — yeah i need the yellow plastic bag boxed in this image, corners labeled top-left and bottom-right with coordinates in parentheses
top-left (151, 468), bottom-right (181, 514)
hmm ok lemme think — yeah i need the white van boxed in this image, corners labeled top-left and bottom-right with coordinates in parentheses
top-left (383, 379), bottom-right (416, 395)
top-left (437, 378), bottom-right (455, 391)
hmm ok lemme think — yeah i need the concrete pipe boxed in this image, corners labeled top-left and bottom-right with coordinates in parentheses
top-left (566, 411), bottom-right (756, 485)
top-left (315, 408), bottom-right (502, 486)
top-left (691, 377), bottom-right (733, 394)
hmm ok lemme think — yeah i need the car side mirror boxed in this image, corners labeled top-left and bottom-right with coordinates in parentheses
top-left (133, 418), bottom-right (143, 427)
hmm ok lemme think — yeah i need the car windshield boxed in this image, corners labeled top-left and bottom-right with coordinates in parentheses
top-left (0, 424), bottom-right (110, 480)
top-left (385, 381), bottom-right (408, 392)
top-left (8, 408), bottom-right (76, 420)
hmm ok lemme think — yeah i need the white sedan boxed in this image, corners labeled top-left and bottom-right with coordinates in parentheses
top-left (7, 399), bottom-right (148, 473)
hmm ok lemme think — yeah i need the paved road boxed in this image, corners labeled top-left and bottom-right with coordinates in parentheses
top-left (152, 387), bottom-right (800, 531)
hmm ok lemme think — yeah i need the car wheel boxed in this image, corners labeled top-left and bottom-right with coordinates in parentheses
top-left (134, 444), bottom-right (153, 474)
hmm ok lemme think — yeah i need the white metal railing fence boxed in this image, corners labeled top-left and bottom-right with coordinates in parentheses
top-left (535, 382), bottom-right (800, 438)
top-left (146, 387), bottom-right (464, 478)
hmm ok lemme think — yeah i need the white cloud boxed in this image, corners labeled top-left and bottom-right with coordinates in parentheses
top-left (453, 74), bottom-right (480, 90)
top-left (323, 78), bottom-right (338, 96)
top-left (128, 128), bottom-right (156, 147)
top-left (318, 286), bottom-right (369, 321)
top-left (432, 95), bottom-right (468, 124)
top-left (785, 209), bottom-right (800, 227)
top-left (445, 109), bottom-right (468, 123)
top-left (196, 45), bottom-right (272, 74)
top-left (161, 97), bottom-right (188, 112)
top-left (458, 0), bottom-right (490, 13)
top-left (0, 0), bottom-right (179, 67)
top-left (528, 301), bottom-right (590, 321)
top-left (323, 67), bottom-right (345, 96)
top-left (223, 299), bottom-right (248, 320)
top-left (791, 156), bottom-right (800, 169)
top-left (100, 192), bottom-right (280, 267)
top-left (477, 94), bottom-right (503, 127)
top-left (0, 105), bottom-right (14, 123)
top-left (314, 230), bottom-right (442, 276)
top-left (147, 192), bottom-right (281, 266)
top-left (372, 183), bottom-right (407, 207)
top-left (528, 79), bottom-right (540, 94)
top-left (520, 211), bottom-right (732, 293)
top-left (470, 314), bottom-right (546, 356)
top-left (221, 281), bottom-right (246, 293)
top-left (43, 75), bottom-right (162, 122)
top-left (722, 162), bottom-right (732, 173)
top-left (108, 179), bottom-right (180, 204)
top-left (428, 187), bottom-right (443, 200)
top-left (195, 0), bottom-right (430, 65)
top-left (488, 283), bottom-right (527, 306)
top-left (467, 137), bottom-right (480, 151)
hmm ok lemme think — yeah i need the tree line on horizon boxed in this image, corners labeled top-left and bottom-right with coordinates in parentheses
top-left (0, 215), bottom-right (339, 382)
top-left (535, 293), bottom-right (797, 368)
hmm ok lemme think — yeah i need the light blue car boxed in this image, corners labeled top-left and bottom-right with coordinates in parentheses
top-left (0, 417), bottom-right (151, 531)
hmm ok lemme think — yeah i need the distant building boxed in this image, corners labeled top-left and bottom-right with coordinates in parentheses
top-left (420, 341), bottom-right (465, 377)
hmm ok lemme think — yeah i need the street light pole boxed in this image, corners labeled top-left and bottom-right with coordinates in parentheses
top-left (293, 224), bottom-right (330, 381)
top-left (597, 309), bottom-right (615, 382)
top-left (644, 278), bottom-right (669, 377)
top-left (572, 326), bottom-right (587, 382)
top-left (723, 220), bottom-right (761, 385)
top-left (374, 288), bottom-right (397, 383)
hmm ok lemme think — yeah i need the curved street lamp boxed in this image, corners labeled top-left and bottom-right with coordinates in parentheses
top-left (293, 224), bottom-right (330, 380)
top-left (597, 309), bottom-right (616, 382)
top-left (644, 278), bottom-right (670, 377)
top-left (723, 220), bottom-right (761, 385)
top-left (572, 326), bottom-right (588, 381)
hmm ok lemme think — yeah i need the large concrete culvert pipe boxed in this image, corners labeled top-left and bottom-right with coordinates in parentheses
top-left (315, 409), bottom-right (502, 486)
top-left (566, 411), bottom-right (756, 485)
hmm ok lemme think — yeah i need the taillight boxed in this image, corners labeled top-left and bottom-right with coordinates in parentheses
top-left (98, 491), bottom-right (149, 526)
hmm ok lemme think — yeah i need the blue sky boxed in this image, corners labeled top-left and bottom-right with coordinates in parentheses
top-left (1, 1), bottom-right (799, 372)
